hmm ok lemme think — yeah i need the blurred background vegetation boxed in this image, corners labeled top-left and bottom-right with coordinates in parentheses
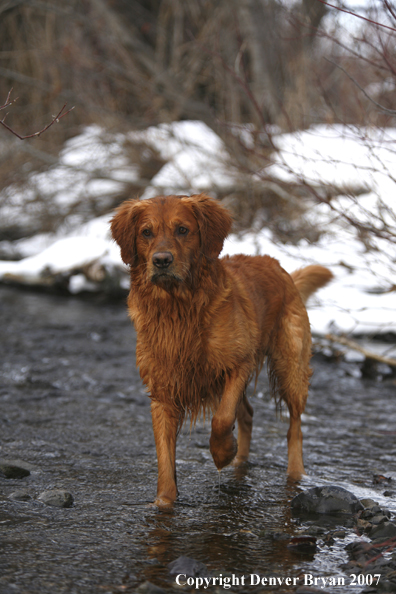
top-left (0, 0), bottom-right (395, 239)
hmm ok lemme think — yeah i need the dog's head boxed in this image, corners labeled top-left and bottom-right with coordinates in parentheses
top-left (111, 193), bottom-right (232, 290)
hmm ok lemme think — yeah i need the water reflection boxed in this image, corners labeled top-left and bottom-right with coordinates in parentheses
top-left (140, 472), bottom-right (316, 589)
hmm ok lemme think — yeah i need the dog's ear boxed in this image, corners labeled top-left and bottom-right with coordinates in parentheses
top-left (110, 199), bottom-right (147, 265)
top-left (182, 194), bottom-right (232, 258)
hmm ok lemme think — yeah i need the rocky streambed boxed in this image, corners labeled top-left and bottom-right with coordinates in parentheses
top-left (0, 285), bottom-right (396, 594)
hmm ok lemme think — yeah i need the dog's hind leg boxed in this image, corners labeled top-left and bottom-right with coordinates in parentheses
top-left (233, 394), bottom-right (253, 465)
top-left (269, 302), bottom-right (312, 481)
top-left (287, 413), bottom-right (305, 481)
top-left (151, 401), bottom-right (180, 506)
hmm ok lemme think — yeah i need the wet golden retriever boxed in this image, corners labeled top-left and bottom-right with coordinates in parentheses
top-left (111, 193), bottom-right (332, 506)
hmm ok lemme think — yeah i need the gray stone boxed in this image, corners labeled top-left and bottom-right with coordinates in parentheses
top-left (168, 555), bottom-right (208, 578)
top-left (362, 509), bottom-right (375, 519)
top-left (38, 489), bottom-right (74, 508)
top-left (360, 498), bottom-right (378, 509)
top-left (368, 521), bottom-right (396, 540)
top-left (8, 490), bottom-right (32, 501)
top-left (332, 529), bottom-right (346, 538)
top-left (291, 486), bottom-right (364, 515)
top-left (371, 514), bottom-right (388, 525)
top-left (0, 460), bottom-right (31, 479)
top-left (303, 525), bottom-right (327, 536)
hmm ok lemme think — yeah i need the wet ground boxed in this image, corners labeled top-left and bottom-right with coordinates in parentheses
top-left (0, 285), bottom-right (396, 594)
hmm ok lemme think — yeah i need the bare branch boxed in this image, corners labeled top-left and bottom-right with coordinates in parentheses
top-left (325, 58), bottom-right (396, 116)
top-left (0, 88), bottom-right (17, 111)
top-left (314, 0), bottom-right (396, 33)
top-left (0, 90), bottom-right (74, 140)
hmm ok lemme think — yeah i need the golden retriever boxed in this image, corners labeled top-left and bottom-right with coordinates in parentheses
top-left (111, 193), bottom-right (332, 506)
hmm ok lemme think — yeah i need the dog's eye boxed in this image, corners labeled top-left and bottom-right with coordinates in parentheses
top-left (142, 229), bottom-right (152, 237)
top-left (178, 226), bottom-right (189, 235)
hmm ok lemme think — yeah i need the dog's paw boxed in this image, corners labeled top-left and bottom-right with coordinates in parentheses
top-left (152, 495), bottom-right (176, 508)
top-left (232, 454), bottom-right (249, 467)
top-left (287, 468), bottom-right (306, 483)
top-left (209, 430), bottom-right (238, 470)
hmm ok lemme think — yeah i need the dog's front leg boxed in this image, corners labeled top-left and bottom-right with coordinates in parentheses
top-left (209, 371), bottom-right (248, 470)
top-left (151, 400), bottom-right (179, 506)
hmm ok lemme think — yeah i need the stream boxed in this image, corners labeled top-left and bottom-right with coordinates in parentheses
top-left (0, 285), bottom-right (395, 594)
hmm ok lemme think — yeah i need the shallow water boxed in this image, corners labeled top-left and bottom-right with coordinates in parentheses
top-left (0, 286), bottom-right (395, 593)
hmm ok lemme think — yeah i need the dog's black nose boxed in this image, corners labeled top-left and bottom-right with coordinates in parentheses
top-left (152, 252), bottom-right (174, 269)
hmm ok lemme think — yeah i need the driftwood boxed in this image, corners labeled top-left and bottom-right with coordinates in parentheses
top-left (326, 333), bottom-right (396, 368)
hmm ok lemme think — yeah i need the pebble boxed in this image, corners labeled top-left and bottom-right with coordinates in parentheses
top-left (168, 556), bottom-right (208, 578)
top-left (371, 514), bottom-right (388, 525)
top-left (0, 460), bottom-right (31, 479)
top-left (341, 497), bottom-right (396, 592)
top-left (287, 535), bottom-right (317, 554)
top-left (361, 498), bottom-right (378, 508)
top-left (368, 521), bottom-right (396, 540)
top-left (37, 489), bottom-right (74, 508)
top-left (362, 509), bottom-right (375, 519)
top-left (303, 526), bottom-right (327, 536)
top-left (291, 487), bottom-right (396, 593)
top-left (332, 529), bottom-right (346, 538)
top-left (356, 518), bottom-right (372, 531)
top-left (8, 490), bottom-right (32, 501)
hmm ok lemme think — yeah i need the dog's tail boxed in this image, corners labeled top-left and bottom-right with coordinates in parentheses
top-left (291, 265), bottom-right (333, 304)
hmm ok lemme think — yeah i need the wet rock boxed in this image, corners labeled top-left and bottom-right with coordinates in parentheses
top-left (8, 490), bottom-right (32, 501)
top-left (368, 521), bottom-right (396, 540)
top-left (38, 489), bottom-right (74, 508)
top-left (322, 533), bottom-right (335, 546)
top-left (366, 556), bottom-right (393, 572)
top-left (136, 582), bottom-right (166, 594)
top-left (168, 556), bottom-right (208, 578)
top-left (373, 474), bottom-right (392, 485)
top-left (343, 537), bottom-right (396, 592)
top-left (287, 535), bottom-right (317, 553)
top-left (361, 498), bottom-right (378, 509)
top-left (291, 486), bottom-right (364, 515)
top-left (357, 518), bottom-right (372, 532)
top-left (303, 525), bottom-right (327, 536)
top-left (345, 540), bottom-right (377, 563)
top-left (362, 509), bottom-right (375, 519)
top-left (0, 459), bottom-right (31, 479)
top-left (371, 514), bottom-right (388, 525)
top-left (332, 529), bottom-right (346, 538)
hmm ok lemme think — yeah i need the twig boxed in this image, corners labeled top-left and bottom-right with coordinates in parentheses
top-left (326, 333), bottom-right (396, 368)
top-left (0, 88), bottom-right (16, 112)
top-left (325, 59), bottom-right (396, 116)
top-left (314, 0), bottom-right (396, 33)
top-left (0, 89), bottom-right (74, 140)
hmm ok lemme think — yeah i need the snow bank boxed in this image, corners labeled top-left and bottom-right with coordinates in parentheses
top-left (0, 121), bottom-right (395, 339)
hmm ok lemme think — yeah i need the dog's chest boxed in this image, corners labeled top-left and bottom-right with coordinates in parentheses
top-left (135, 306), bottom-right (227, 397)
